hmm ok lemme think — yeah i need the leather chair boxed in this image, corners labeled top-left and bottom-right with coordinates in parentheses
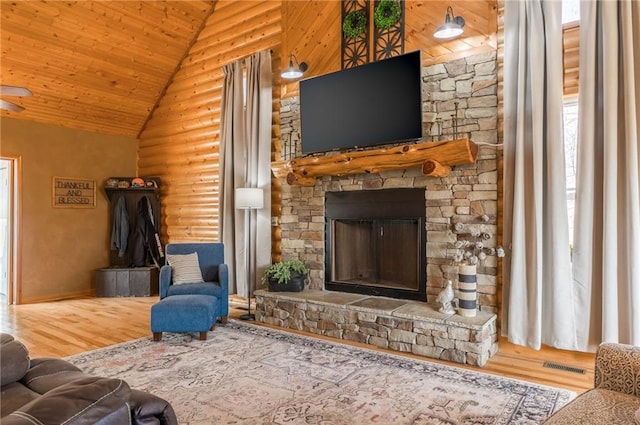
top-left (160, 242), bottom-right (229, 323)
top-left (0, 333), bottom-right (178, 425)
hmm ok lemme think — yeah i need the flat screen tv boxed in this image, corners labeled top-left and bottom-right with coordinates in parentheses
top-left (299, 50), bottom-right (423, 155)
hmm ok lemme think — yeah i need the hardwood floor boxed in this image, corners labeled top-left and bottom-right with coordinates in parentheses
top-left (0, 296), bottom-right (595, 394)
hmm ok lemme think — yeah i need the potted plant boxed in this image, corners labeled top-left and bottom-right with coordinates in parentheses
top-left (261, 259), bottom-right (308, 292)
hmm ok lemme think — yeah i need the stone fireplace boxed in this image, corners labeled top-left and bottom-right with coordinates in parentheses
top-left (274, 50), bottom-right (499, 312)
top-left (256, 51), bottom-right (500, 366)
top-left (325, 188), bottom-right (426, 301)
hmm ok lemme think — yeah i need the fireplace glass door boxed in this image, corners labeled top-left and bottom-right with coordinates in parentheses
top-left (324, 188), bottom-right (427, 301)
top-left (331, 219), bottom-right (420, 291)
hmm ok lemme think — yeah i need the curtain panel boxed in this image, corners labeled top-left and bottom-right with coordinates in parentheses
top-left (503, 0), bottom-right (578, 350)
top-left (244, 51), bottom-right (273, 294)
top-left (219, 50), bottom-right (273, 296)
top-left (572, 0), bottom-right (640, 350)
top-left (220, 60), bottom-right (244, 295)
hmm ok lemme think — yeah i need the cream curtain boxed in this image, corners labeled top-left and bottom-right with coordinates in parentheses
top-left (243, 51), bottom-right (272, 294)
top-left (503, 0), bottom-right (578, 350)
top-left (220, 60), bottom-right (244, 294)
top-left (219, 50), bottom-right (273, 296)
top-left (572, 0), bottom-right (640, 350)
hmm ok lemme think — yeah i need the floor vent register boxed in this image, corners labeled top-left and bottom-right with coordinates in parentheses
top-left (542, 361), bottom-right (587, 375)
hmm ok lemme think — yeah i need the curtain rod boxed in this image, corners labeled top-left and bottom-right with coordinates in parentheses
top-left (235, 49), bottom-right (274, 63)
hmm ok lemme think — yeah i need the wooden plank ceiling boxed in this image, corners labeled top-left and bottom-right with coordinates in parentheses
top-left (0, 0), bottom-right (497, 140)
top-left (0, 1), bottom-right (215, 138)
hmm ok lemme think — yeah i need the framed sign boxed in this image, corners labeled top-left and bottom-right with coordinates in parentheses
top-left (52, 176), bottom-right (96, 208)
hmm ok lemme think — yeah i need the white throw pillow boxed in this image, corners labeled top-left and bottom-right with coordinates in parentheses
top-left (167, 252), bottom-right (204, 285)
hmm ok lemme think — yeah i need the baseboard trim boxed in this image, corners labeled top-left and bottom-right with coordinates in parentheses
top-left (20, 290), bottom-right (93, 304)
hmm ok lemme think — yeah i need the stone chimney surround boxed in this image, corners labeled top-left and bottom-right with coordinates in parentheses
top-left (256, 51), bottom-right (500, 367)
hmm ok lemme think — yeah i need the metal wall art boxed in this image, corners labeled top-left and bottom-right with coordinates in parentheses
top-left (341, 0), bottom-right (370, 69)
top-left (373, 0), bottom-right (405, 60)
top-left (341, 0), bottom-right (405, 68)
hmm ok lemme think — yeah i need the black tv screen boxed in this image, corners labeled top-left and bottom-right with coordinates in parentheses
top-left (299, 51), bottom-right (423, 154)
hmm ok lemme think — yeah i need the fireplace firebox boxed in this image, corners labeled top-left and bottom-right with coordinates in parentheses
top-left (325, 188), bottom-right (426, 301)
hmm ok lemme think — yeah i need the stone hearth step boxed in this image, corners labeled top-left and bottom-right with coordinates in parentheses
top-left (255, 289), bottom-right (498, 367)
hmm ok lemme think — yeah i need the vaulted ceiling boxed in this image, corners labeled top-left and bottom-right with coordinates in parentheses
top-left (0, 1), bottom-right (215, 138)
top-left (0, 1), bottom-right (497, 140)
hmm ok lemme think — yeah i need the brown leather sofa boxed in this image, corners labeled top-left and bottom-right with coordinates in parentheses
top-left (0, 333), bottom-right (178, 425)
top-left (542, 342), bottom-right (640, 424)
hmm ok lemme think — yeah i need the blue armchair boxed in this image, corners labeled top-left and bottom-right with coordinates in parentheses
top-left (159, 243), bottom-right (229, 323)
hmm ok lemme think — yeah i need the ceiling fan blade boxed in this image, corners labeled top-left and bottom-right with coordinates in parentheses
top-left (0, 98), bottom-right (25, 112)
top-left (0, 85), bottom-right (32, 97)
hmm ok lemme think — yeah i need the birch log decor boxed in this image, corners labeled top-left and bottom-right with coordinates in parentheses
top-left (272, 138), bottom-right (478, 186)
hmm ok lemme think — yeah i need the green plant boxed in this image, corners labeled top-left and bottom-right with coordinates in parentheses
top-left (374, 0), bottom-right (401, 29)
top-left (342, 9), bottom-right (367, 39)
top-left (262, 259), bottom-right (308, 285)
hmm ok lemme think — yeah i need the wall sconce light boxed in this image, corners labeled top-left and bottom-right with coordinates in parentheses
top-left (433, 6), bottom-right (465, 39)
top-left (281, 54), bottom-right (308, 79)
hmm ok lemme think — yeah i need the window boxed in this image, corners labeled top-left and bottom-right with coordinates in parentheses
top-left (564, 98), bottom-right (579, 245)
top-left (562, 0), bottom-right (580, 24)
top-left (562, 0), bottom-right (580, 247)
top-left (242, 74), bottom-right (247, 107)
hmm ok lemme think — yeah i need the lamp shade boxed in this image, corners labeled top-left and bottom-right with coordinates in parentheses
top-left (281, 66), bottom-right (304, 79)
top-left (235, 187), bottom-right (264, 209)
top-left (433, 6), bottom-right (465, 39)
top-left (281, 54), bottom-right (308, 79)
top-left (433, 23), bottom-right (464, 39)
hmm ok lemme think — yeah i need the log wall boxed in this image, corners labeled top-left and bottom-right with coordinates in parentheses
top-left (563, 23), bottom-right (580, 97)
top-left (137, 0), bottom-right (283, 244)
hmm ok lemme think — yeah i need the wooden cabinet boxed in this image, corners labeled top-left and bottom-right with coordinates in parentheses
top-left (95, 267), bottom-right (159, 297)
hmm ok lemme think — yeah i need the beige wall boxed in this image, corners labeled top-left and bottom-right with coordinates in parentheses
top-left (0, 117), bottom-right (137, 303)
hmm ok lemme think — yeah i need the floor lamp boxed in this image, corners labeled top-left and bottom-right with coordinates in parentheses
top-left (235, 187), bottom-right (263, 321)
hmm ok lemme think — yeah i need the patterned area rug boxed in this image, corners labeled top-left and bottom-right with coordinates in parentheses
top-left (67, 322), bottom-right (574, 425)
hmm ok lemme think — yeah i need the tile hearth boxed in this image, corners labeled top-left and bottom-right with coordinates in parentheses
top-left (255, 289), bottom-right (498, 367)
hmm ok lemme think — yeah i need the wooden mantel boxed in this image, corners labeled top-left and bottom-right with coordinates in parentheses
top-left (271, 138), bottom-right (479, 186)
